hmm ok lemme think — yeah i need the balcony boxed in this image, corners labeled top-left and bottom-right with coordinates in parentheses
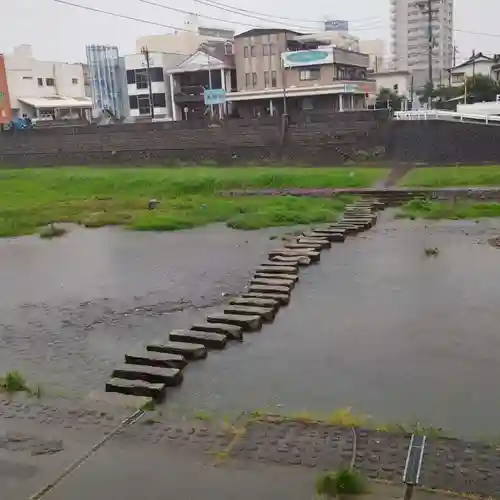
top-left (173, 85), bottom-right (206, 104)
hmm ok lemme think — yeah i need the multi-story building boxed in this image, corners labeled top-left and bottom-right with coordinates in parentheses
top-left (390, 0), bottom-right (454, 88)
top-left (124, 51), bottom-right (186, 120)
top-left (228, 28), bottom-right (374, 118)
top-left (2, 44), bottom-right (92, 120)
top-left (359, 40), bottom-right (387, 72)
top-left (85, 45), bottom-right (129, 120)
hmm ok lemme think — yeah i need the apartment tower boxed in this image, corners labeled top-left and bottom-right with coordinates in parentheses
top-left (390, 0), bottom-right (453, 88)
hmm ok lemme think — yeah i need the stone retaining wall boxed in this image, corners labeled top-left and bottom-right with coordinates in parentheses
top-left (4, 110), bottom-right (499, 167)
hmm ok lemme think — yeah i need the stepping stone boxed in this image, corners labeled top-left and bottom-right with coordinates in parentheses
top-left (224, 305), bottom-right (276, 322)
top-left (303, 231), bottom-right (345, 242)
top-left (250, 277), bottom-right (294, 289)
top-left (257, 265), bottom-right (299, 275)
top-left (229, 296), bottom-right (280, 311)
top-left (169, 329), bottom-right (227, 350)
top-left (254, 272), bottom-right (298, 283)
top-left (191, 322), bottom-right (243, 340)
top-left (296, 238), bottom-right (331, 249)
top-left (248, 284), bottom-right (291, 295)
top-left (285, 243), bottom-right (324, 251)
top-left (125, 351), bottom-right (187, 369)
top-left (340, 218), bottom-right (372, 228)
top-left (242, 292), bottom-right (290, 305)
top-left (206, 312), bottom-right (262, 331)
top-left (268, 249), bottom-right (320, 262)
top-left (270, 255), bottom-right (311, 266)
top-left (147, 341), bottom-right (207, 360)
top-left (106, 378), bottom-right (166, 399)
top-left (112, 365), bottom-right (183, 386)
top-left (260, 261), bottom-right (299, 270)
top-left (327, 224), bottom-right (361, 234)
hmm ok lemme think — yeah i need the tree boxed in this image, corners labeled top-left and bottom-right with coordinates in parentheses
top-left (375, 87), bottom-right (402, 110)
top-left (465, 74), bottom-right (500, 103)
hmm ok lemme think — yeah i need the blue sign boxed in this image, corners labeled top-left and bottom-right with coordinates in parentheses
top-left (282, 50), bottom-right (333, 68)
top-left (204, 88), bottom-right (226, 105)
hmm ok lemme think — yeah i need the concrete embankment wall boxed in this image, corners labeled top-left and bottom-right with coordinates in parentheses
top-left (0, 110), bottom-right (499, 166)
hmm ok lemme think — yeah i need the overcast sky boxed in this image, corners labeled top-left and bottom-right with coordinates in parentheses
top-left (2, 0), bottom-right (499, 63)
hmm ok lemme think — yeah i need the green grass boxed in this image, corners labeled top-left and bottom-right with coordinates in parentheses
top-left (397, 199), bottom-right (500, 220)
top-left (0, 167), bottom-right (382, 237)
top-left (400, 166), bottom-right (500, 187)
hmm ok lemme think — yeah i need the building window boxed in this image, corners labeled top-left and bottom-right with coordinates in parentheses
top-left (72, 78), bottom-right (78, 84)
top-left (251, 46), bottom-right (256, 57)
top-left (299, 67), bottom-right (321, 81)
top-left (46, 78), bottom-right (55, 86)
top-left (224, 43), bottom-right (233, 55)
top-left (135, 69), bottom-right (149, 89)
top-left (129, 95), bottom-right (138, 109)
top-left (138, 95), bottom-right (151, 115)
top-left (271, 70), bottom-right (277, 87)
top-left (264, 71), bottom-right (270, 87)
top-left (37, 77), bottom-right (44, 86)
top-left (152, 93), bottom-right (166, 108)
top-left (270, 43), bottom-right (276, 55)
top-left (126, 69), bottom-right (136, 84)
top-left (244, 46), bottom-right (249, 58)
top-left (252, 72), bottom-right (257, 88)
top-left (263, 45), bottom-right (269, 56)
top-left (149, 67), bottom-right (164, 82)
top-left (22, 76), bottom-right (33, 80)
top-left (245, 73), bottom-right (250, 88)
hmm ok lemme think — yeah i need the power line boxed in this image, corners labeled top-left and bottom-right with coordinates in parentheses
top-left (454, 28), bottom-right (500, 38)
top-left (192, 0), bottom-right (382, 25)
top-left (53, 0), bottom-right (194, 32)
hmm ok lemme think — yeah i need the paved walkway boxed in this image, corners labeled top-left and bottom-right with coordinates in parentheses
top-left (2, 398), bottom-right (500, 499)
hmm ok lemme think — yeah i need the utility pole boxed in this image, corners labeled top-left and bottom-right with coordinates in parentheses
top-left (418, 0), bottom-right (439, 108)
top-left (453, 45), bottom-right (458, 67)
top-left (141, 46), bottom-right (155, 120)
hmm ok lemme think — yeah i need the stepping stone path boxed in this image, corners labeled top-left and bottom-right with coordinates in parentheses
top-left (105, 198), bottom-right (383, 405)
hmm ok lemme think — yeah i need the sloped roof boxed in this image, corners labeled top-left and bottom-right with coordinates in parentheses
top-left (235, 28), bottom-right (303, 39)
top-left (451, 52), bottom-right (494, 70)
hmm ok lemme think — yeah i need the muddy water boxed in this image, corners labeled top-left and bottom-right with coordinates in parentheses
top-left (0, 225), bottom-right (282, 396)
top-left (165, 214), bottom-right (500, 438)
top-left (2, 216), bottom-right (500, 437)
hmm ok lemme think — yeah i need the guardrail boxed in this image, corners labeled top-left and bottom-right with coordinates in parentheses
top-left (394, 110), bottom-right (500, 124)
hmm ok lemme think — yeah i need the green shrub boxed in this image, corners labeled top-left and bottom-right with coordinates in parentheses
top-left (0, 371), bottom-right (28, 393)
top-left (316, 469), bottom-right (366, 498)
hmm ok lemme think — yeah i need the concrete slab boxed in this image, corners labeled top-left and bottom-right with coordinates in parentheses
top-left (206, 313), bottom-right (262, 331)
top-left (253, 272), bottom-right (298, 283)
top-left (269, 255), bottom-right (311, 266)
top-left (169, 330), bottom-right (227, 350)
top-left (259, 261), bottom-right (299, 270)
top-left (146, 341), bottom-right (207, 360)
top-left (224, 305), bottom-right (276, 322)
top-left (229, 296), bottom-right (280, 311)
top-left (268, 249), bottom-right (320, 262)
top-left (248, 284), bottom-right (291, 295)
top-left (296, 238), bottom-right (331, 249)
top-left (241, 292), bottom-right (290, 306)
top-left (258, 264), bottom-right (299, 274)
top-left (191, 322), bottom-right (243, 340)
top-left (105, 378), bottom-right (166, 399)
top-left (124, 351), bottom-right (187, 369)
top-left (250, 277), bottom-right (294, 289)
top-left (112, 365), bottom-right (183, 386)
top-left (303, 231), bottom-right (345, 242)
top-left (326, 223), bottom-right (360, 234)
top-left (284, 243), bottom-right (324, 251)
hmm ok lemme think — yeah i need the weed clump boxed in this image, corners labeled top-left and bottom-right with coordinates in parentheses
top-left (316, 469), bottom-right (366, 498)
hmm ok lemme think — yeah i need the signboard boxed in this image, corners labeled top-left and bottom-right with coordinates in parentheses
top-left (324, 20), bottom-right (349, 32)
top-left (204, 88), bottom-right (226, 105)
top-left (281, 50), bottom-right (333, 68)
top-left (0, 54), bottom-right (12, 124)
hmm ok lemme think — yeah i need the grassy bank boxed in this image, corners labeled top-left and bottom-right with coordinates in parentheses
top-left (400, 166), bottom-right (500, 187)
top-left (0, 167), bottom-right (379, 237)
top-left (397, 199), bottom-right (500, 220)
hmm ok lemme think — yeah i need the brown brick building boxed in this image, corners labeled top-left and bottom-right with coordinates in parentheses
top-left (228, 28), bottom-right (375, 118)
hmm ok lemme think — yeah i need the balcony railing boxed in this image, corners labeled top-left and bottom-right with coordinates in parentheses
top-left (173, 85), bottom-right (206, 104)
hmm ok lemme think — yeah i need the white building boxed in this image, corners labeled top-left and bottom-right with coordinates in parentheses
top-left (136, 21), bottom-right (234, 57)
top-left (390, 0), bottom-right (454, 88)
top-left (372, 70), bottom-right (412, 98)
top-left (448, 52), bottom-right (500, 86)
top-left (3, 45), bottom-right (92, 120)
top-left (359, 39), bottom-right (387, 72)
top-left (124, 51), bottom-right (186, 119)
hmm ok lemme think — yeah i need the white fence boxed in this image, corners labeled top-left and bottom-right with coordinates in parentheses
top-left (394, 110), bottom-right (500, 125)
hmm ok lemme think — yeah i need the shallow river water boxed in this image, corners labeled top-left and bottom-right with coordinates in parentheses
top-left (1, 215), bottom-right (500, 437)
